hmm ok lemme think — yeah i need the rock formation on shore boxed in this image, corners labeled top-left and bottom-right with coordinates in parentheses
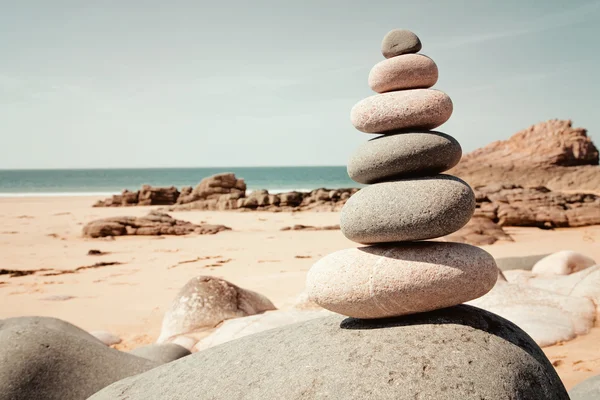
top-left (82, 211), bottom-right (230, 238)
top-left (452, 119), bottom-right (600, 192)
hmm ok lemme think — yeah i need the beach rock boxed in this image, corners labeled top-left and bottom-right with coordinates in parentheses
top-left (280, 224), bottom-right (340, 231)
top-left (130, 343), bottom-right (191, 364)
top-left (369, 54), bottom-right (438, 93)
top-left (347, 131), bottom-right (461, 184)
top-left (472, 183), bottom-right (600, 228)
top-left (570, 374), bottom-right (600, 399)
top-left (341, 175), bottom-right (474, 243)
top-left (351, 89), bottom-right (453, 133)
top-left (82, 211), bottom-right (230, 238)
top-left (506, 265), bottom-right (600, 306)
top-left (0, 316), bottom-right (104, 345)
top-left (0, 322), bottom-right (156, 400)
top-left (451, 119), bottom-right (600, 192)
top-left (531, 250), bottom-right (596, 275)
top-left (138, 185), bottom-right (180, 206)
top-left (306, 242), bottom-right (497, 318)
top-left (89, 330), bottom-right (122, 346)
top-left (194, 309), bottom-right (332, 351)
top-left (468, 280), bottom-right (595, 347)
top-left (443, 216), bottom-right (513, 246)
top-left (157, 276), bottom-right (276, 343)
top-left (495, 253), bottom-right (551, 271)
top-left (88, 305), bottom-right (569, 400)
top-left (381, 28), bottom-right (422, 58)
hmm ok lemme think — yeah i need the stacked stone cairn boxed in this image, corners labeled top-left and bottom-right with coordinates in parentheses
top-left (307, 29), bottom-right (500, 318)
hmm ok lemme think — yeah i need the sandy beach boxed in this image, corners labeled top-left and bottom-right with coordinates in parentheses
top-left (1, 195), bottom-right (599, 389)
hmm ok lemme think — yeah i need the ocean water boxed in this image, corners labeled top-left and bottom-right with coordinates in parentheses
top-left (0, 167), bottom-right (360, 196)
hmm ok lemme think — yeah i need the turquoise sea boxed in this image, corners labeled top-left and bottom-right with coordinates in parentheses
top-left (0, 167), bottom-right (359, 196)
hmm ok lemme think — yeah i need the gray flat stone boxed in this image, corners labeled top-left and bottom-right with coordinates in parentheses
top-left (0, 320), bottom-right (156, 400)
top-left (347, 131), bottom-right (462, 184)
top-left (130, 343), bottom-right (191, 364)
top-left (570, 374), bottom-right (600, 399)
top-left (341, 175), bottom-right (475, 243)
top-left (381, 29), bottom-right (422, 58)
top-left (89, 305), bottom-right (569, 400)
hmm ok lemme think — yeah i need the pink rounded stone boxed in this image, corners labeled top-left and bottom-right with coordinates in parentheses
top-left (306, 242), bottom-right (498, 319)
top-left (350, 89), bottom-right (453, 133)
top-left (369, 54), bottom-right (438, 93)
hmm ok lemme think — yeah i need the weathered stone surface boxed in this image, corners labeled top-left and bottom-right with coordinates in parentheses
top-left (306, 242), bottom-right (497, 318)
top-left (443, 216), bottom-right (513, 246)
top-left (157, 276), bottom-right (276, 343)
top-left (531, 250), bottom-right (596, 275)
top-left (82, 211), bottom-right (230, 238)
top-left (341, 175), bottom-right (474, 243)
top-left (130, 343), bottom-right (191, 364)
top-left (138, 185), bottom-right (180, 206)
top-left (369, 54), bottom-right (438, 93)
top-left (473, 184), bottom-right (600, 228)
top-left (351, 89), bottom-right (453, 133)
top-left (468, 280), bottom-right (595, 347)
top-left (381, 29), bottom-right (422, 58)
top-left (194, 309), bottom-right (332, 351)
top-left (0, 319), bottom-right (156, 400)
top-left (451, 119), bottom-right (600, 192)
top-left (570, 374), bottom-right (600, 399)
top-left (348, 131), bottom-right (461, 184)
top-left (89, 306), bottom-right (569, 400)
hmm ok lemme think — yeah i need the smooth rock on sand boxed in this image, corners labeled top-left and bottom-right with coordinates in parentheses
top-left (467, 279), bottom-right (596, 347)
top-left (341, 175), bottom-right (475, 243)
top-left (347, 131), bottom-right (462, 184)
top-left (130, 343), bottom-right (191, 365)
top-left (306, 242), bottom-right (497, 318)
top-left (90, 330), bottom-right (122, 346)
top-left (381, 28), bottom-right (422, 58)
top-left (0, 316), bottom-right (104, 344)
top-left (369, 54), bottom-right (438, 93)
top-left (495, 253), bottom-right (550, 271)
top-left (195, 309), bottom-right (332, 351)
top-left (570, 374), bottom-right (600, 399)
top-left (351, 89), bottom-right (453, 133)
top-left (89, 306), bottom-right (569, 400)
top-left (0, 322), bottom-right (156, 400)
top-left (157, 276), bottom-right (276, 343)
top-left (531, 250), bottom-right (596, 275)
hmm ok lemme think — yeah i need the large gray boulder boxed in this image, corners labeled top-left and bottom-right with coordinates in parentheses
top-left (0, 320), bottom-right (157, 400)
top-left (0, 316), bottom-right (104, 344)
top-left (130, 343), bottom-right (191, 364)
top-left (90, 305), bottom-right (568, 399)
top-left (570, 374), bottom-right (600, 399)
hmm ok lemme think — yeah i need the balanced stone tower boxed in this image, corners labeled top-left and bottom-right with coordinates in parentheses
top-left (306, 29), bottom-right (499, 318)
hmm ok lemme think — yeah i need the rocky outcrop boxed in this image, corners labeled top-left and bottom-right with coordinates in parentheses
top-left (443, 216), bottom-right (513, 246)
top-left (95, 186), bottom-right (180, 207)
top-left (82, 211), bottom-right (230, 238)
top-left (473, 184), bottom-right (600, 228)
top-left (452, 119), bottom-right (600, 192)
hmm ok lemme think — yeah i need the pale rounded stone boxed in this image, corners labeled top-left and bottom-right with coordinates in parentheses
top-left (468, 280), bottom-right (596, 347)
top-left (347, 131), bottom-right (461, 184)
top-left (531, 250), bottom-right (596, 275)
top-left (381, 29), bottom-right (422, 58)
top-left (306, 242), bottom-right (497, 318)
top-left (351, 89), bottom-right (453, 133)
top-left (89, 330), bottom-right (122, 346)
top-left (369, 54), bottom-right (438, 93)
top-left (341, 175), bottom-right (475, 243)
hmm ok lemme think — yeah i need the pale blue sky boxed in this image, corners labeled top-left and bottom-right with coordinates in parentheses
top-left (1, 0), bottom-right (598, 168)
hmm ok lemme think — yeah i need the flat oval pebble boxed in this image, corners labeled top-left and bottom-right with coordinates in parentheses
top-left (341, 175), bottom-right (475, 243)
top-left (369, 54), bottom-right (438, 93)
top-left (347, 131), bottom-right (462, 184)
top-left (306, 242), bottom-right (498, 318)
top-left (381, 29), bottom-right (422, 58)
top-left (351, 89), bottom-right (453, 133)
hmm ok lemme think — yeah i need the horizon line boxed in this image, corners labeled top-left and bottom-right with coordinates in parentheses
top-left (0, 165), bottom-right (349, 171)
